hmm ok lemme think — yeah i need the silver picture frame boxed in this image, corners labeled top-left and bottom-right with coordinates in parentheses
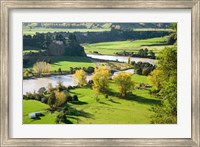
top-left (0, 0), bottom-right (199, 146)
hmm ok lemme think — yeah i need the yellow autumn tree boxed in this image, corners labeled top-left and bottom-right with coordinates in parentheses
top-left (91, 66), bottom-right (111, 94)
top-left (73, 69), bottom-right (87, 86)
top-left (33, 61), bottom-right (51, 77)
top-left (147, 69), bottom-right (163, 91)
top-left (113, 72), bottom-right (134, 97)
top-left (54, 91), bottom-right (67, 108)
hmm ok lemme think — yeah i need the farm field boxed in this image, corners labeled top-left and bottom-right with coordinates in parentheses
top-left (23, 28), bottom-right (111, 35)
top-left (23, 74), bottom-right (160, 124)
top-left (24, 56), bottom-right (95, 71)
top-left (83, 36), bottom-right (173, 55)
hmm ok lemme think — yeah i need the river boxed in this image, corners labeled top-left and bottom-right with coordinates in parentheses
top-left (87, 54), bottom-right (156, 65)
top-left (23, 54), bottom-right (155, 94)
top-left (23, 69), bottom-right (134, 94)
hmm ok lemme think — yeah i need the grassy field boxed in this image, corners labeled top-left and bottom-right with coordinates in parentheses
top-left (23, 74), bottom-right (160, 124)
top-left (50, 56), bottom-right (95, 71)
top-left (23, 50), bottom-right (40, 53)
top-left (133, 28), bottom-right (173, 32)
top-left (83, 36), bottom-right (173, 56)
top-left (23, 100), bottom-right (59, 124)
top-left (23, 28), bottom-right (111, 35)
top-left (24, 56), bottom-right (95, 71)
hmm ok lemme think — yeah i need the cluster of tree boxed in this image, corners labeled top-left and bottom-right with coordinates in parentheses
top-left (73, 66), bottom-right (135, 99)
top-left (75, 30), bottom-right (170, 44)
top-left (23, 33), bottom-right (86, 57)
top-left (69, 66), bottom-right (94, 74)
top-left (23, 60), bottom-right (95, 79)
top-left (148, 46), bottom-right (177, 124)
top-left (116, 49), bottom-right (156, 59)
top-left (131, 61), bottom-right (155, 76)
top-left (23, 30), bottom-right (170, 49)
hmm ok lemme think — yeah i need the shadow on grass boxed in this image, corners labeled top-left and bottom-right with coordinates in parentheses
top-left (68, 107), bottom-right (93, 119)
top-left (108, 90), bottom-right (161, 105)
top-left (141, 43), bottom-right (168, 47)
top-left (70, 101), bottom-right (88, 105)
top-left (108, 99), bottom-right (121, 104)
top-left (99, 101), bottom-right (111, 106)
top-left (126, 94), bottom-right (161, 105)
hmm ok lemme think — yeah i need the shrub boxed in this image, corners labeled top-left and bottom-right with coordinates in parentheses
top-left (66, 95), bottom-right (72, 102)
top-left (37, 87), bottom-right (46, 95)
top-left (67, 86), bottom-right (73, 90)
top-left (73, 95), bottom-right (78, 101)
top-left (35, 94), bottom-right (42, 101)
top-left (33, 61), bottom-right (51, 77)
top-left (41, 97), bottom-right (48, 103)
top-left (23, 95), bottom-right (28, 100)
top-left (142, 68), bottom-right (150, 76)
top-left (25, 92), bottom-right (35, 100)
top-left (105, 94), bottom-right (108, 99)
top-left (86, 66), bottom-right (95, 74)
top-left (55, 111), bottom-right (67, 124)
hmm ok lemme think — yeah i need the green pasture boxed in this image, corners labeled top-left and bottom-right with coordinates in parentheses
top-left (23, 74), bottom-right (160, 124)
top-left (83, 36), bottom-right (173, 55)
top-left (50, 56), bottom-right (95, 71)
top-left (23, 100), bottom-right (59, 124)
top-left (24, 56), bottom-right (95, 71)
top-left (23, 50), bottom-right (40, 53)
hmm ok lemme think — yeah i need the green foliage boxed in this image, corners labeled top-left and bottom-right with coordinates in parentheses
top-left (133, 62), bottom-right (154, 76)
top-left (48, 41), bottom-right (65, 56)
top-left (56, 111), bottom-right (67, 124)
top-left (147, 69), bottom-right (163, 91)
top-left (72, 95), bottom-right (79, 101)
top-left (47, 92), bottom-right (56, 109)
top-left (91, 66), bottom-right (111, 94)
top-left (113, 72), bottom-right (135, 97)
top-left (150, 46), bottom-right (177, 124)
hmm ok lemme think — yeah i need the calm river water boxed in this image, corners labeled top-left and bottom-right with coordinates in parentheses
top-left (23, 54), bottom-right (155, 94)
top-left (87, 54), bottom-right (156, 65)
top-left (23, 69), bottom-right (134, 94)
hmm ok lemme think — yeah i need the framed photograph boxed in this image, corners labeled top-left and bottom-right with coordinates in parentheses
top-left (0, 0), bottom-right (199, 146)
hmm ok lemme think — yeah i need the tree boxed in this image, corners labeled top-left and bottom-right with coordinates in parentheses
top-left (48, 41), bottom-right (65, 56)
top-left (91, 66), bottom-right (111, 94)
top-left (147, 69), bottom-right (163, 91)
top-left (33, 61), bottom-right (51, 77)
top-left (149, 46), bottom-right (177, 124)
top-left (113, 72), bottom-right (134, 97)
top-left (149, 50), bottom-right (155, 59)
top-left (48, 91), bottom-right (56, 109)
top-left (73, 69), bottom-right (87, 86)
top-left (127, 56), bottom-right (131, 64)
top-left (54, 91), bottom-right (67, 108)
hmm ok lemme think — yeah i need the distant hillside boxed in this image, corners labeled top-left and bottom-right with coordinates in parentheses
top-left (23, 23), bottom-right (172, 30)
